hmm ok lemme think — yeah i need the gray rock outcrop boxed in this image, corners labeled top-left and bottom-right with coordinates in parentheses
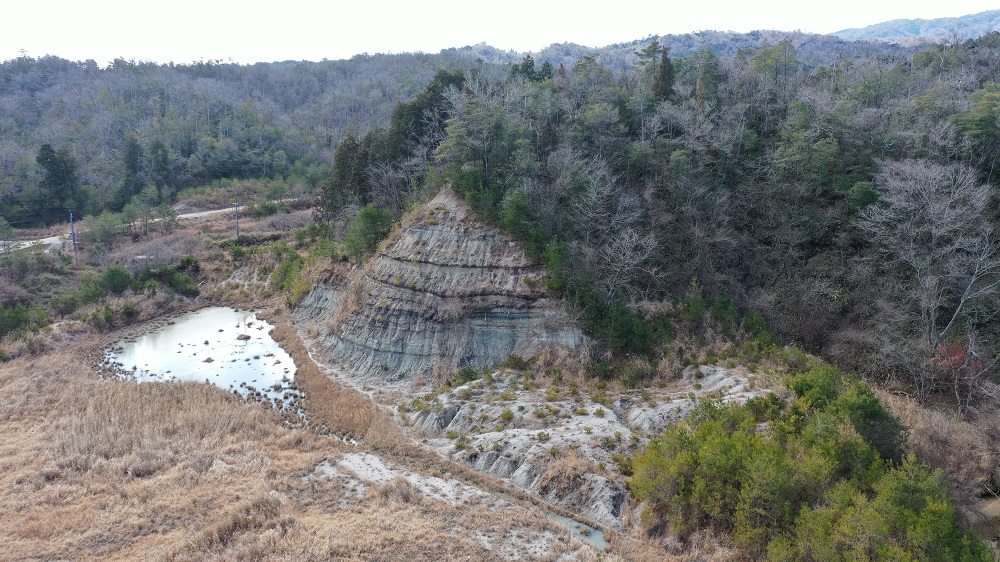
top-left (296, 188), bottom-right (583, 384)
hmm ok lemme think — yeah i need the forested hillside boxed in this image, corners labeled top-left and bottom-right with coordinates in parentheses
top-left (0, 52), bottom-right (474, 225)
top-left (5, 25), bottom-right (1000, 429)
top-left (834, 9), bottom-right (1000, 42)
top-left (318, 32), bottom-right (1000, 417)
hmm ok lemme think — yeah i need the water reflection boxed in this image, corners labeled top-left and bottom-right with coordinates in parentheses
top-left (105, 307), bottom-right (299, 411)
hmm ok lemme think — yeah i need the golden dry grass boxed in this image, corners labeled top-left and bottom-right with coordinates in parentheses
top-left (538, 454), bottom-right (594, 497)
top-left (0, 322), bottom-right (627, 561)
top-left (877, 391), bottom-right (999, 501)
top-left (0, 207), bottom-right (732, 560)
top-left (270, 319), bottom-right (402, 447)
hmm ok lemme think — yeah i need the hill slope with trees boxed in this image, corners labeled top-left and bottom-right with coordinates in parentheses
top-left (834, 9), bottom-right (1000, 42)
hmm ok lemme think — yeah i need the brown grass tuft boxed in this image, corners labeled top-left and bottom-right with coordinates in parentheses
top-left (328, 279), bottom-right (366, 335)
top-left (538, 454), bottom-right (594, 497)
top-left (269, 319), bottom-right (403, 447)
top-left (877, 389), bottom-right (1000, 533)
top-left (369, 476), bottom-right (423, 505)
top-left (188, 495), bottom-right (283, 551)
top-left (56, 381), bottom-right (278, 477)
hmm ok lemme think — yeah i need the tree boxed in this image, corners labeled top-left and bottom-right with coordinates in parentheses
top-left (651, 46), bottom-right (675, 101)
top-left (36, 143), bottom-right (80, 221)
top-left (117, 135), bottom-right (144, 209)
top-left (438, 70), bottom-right (528, 216)
top-left (511, 55), bottom-right (537, 81)
top-left (860, 159), bottom-right (1000, 411)
top-left (148, 138), bottom-right (172, 189)
top-left (0, 217), bottom-right (14, 254)
top-left (634, 40), bottom-right (662, 71)
top-left (316, 126), bottom-right (362, 228)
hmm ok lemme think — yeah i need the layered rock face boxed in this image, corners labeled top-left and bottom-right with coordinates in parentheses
top-left (296, 189), bottom-right (582, 384)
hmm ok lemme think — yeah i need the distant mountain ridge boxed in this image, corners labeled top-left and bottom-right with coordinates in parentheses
top-left (833, 9), bottom-right (1000, 42)
top-left (449, 28), bottom-right (912, 74)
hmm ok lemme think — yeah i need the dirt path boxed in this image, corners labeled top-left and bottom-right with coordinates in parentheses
top-left (8, 205), bottom-right (240, 251)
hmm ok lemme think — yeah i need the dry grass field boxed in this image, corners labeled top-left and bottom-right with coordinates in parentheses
top-left (0, 313), bottom-right (633, 561)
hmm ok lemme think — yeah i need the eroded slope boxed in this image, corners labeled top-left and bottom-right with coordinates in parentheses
top-left (296, 189), bottom-right (582, 384)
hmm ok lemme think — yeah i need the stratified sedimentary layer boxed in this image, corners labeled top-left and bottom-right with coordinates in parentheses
top-left (296, 188), bottom-right (582, 383)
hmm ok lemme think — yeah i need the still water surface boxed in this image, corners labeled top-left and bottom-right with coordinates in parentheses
top-left (106, 307), bottom-right (297, 407)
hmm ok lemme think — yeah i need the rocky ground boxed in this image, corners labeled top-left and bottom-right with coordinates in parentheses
top-left (293, 186), bottom-right (778, 535)
top-left (397, 364), bottom-right (774, 529)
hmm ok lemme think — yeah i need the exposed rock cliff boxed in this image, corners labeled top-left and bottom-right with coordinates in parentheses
top-left (296, 188), bottom-right (582, 385)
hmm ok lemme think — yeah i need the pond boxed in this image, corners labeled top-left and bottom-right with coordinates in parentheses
top-left (104, 307), bottom-right (299, 411)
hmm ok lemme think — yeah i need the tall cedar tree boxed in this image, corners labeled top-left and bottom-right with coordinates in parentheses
top-left (652, 46), bottom-right (674, 101)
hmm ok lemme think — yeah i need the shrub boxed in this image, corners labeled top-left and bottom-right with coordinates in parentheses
top-left (120, 301), bottom-right (139, 322)
top-left (343, 204), bottom-right (393, 262)
top-left (250, 201), bottom-right (279, 218)
top-left (101, 266), bottom-right (133, 295)
top-left (177, 255), bottom-right (201, 275)
top-left (448, 367), bottom-right (479, 387)
top-left (135, 266), bottom-right (199, 297)
top-left (76, 276), bottom-right (109, 305)
top-left (0, 303), bottom-right (50, 338)
top-left (497, 353), bottom-right (531, 370)
top-left (629, 366), bottom-right (985, 560)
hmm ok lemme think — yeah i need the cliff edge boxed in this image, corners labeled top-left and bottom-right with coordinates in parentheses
top-left (295, 188), bottom-right (583, 385)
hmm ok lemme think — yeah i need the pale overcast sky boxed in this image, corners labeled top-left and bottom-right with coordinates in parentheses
top-left (5, 0), bottom-right (998, 65)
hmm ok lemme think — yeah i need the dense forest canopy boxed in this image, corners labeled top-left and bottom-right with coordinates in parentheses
top-left (316, 31), bottom-right (1000, 416)
top-left (0, 51), bottom-right (474, 224)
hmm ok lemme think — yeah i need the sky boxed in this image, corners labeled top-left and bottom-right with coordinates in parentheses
top-left (4, 0), bottom-right (999, 66)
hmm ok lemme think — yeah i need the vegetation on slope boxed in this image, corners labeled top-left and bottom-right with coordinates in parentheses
top-left (317, 32), bottom-right (1000, 415)
top-left (308, 33), bottom-right (1000, 554)
top-left (630, 363), bottom-right (990, 560)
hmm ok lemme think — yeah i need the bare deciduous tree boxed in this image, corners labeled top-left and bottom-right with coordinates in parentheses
top-left (861, 159), bottom-right (1000, 412)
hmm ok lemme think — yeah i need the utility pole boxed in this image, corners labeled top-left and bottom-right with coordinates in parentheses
top-left (69, 208), bottom-right (78, 266)
top-left (234, 199), bottom-right (240, 240)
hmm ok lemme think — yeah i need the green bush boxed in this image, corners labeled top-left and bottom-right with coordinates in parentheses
top-left (50, 293), bottom-right (79, 315)
top-left (497, 354), bottom-right (531, 370)
top-left (135, 265), bottom-right (199, 297)
top-left (101, 265), bottom-right (133, 295)
top-left (629, 365), bottom-right (985, 559)
top-left (343, 204), bottom-right (393, 262)
top-left (177, 256), bottom-right (201, 275)
top-left (250, 201), bottom-right (280, 218)
top-left (76, 276), bottom-right (110, 305)
top-left (448, 366), bottom-right (479, 387)
top-left (270, 252), bottom-right (303, 293)
top-left (710, 296), bottom-right (740, 334)
top-left (0, 303), bottom-right (50, 338)
top-left (768, 459), bottom-right (991, 561)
